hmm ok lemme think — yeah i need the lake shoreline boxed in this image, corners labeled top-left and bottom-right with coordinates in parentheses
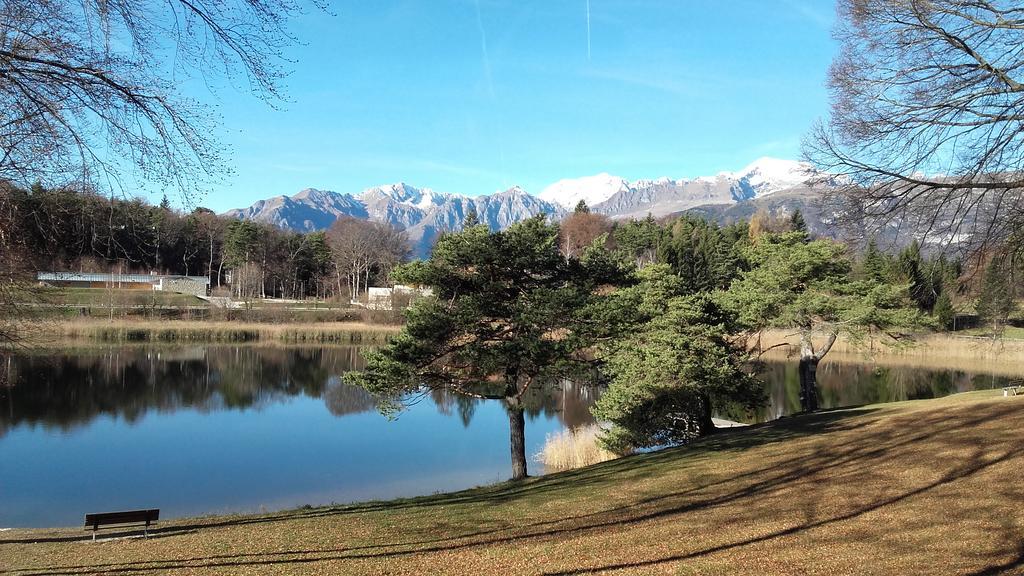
top-left (8, 317), bottom-right (1024, 356)
top-left (9, 321), bottom-right (1023, 359)
top-left (3, 391), bottom-right (1022, 575)
top-left (15, 319), bottom-right (402, 345)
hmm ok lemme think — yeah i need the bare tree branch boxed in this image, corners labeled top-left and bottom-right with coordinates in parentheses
top-left (0, 0), bottom-right (325, 200)
top-left (806, 0), bottom-right (1024, 255)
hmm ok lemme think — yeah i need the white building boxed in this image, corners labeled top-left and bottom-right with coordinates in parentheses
top-left (37, 272), bottom-right (210, 297)
top-left (366, 284), bottom-right (434, 310)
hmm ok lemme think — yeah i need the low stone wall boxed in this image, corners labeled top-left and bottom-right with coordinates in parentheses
top-left (157, 277), bottom-right (208, 297)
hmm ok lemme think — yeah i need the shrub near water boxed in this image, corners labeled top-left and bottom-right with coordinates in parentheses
top-left (537, 424), bottom-right (619, 472)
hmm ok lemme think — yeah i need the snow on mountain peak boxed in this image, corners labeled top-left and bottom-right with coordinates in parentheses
top-left (291, 187), bottom-right (349, 204)
top-left (359, 183), bottom-right (449, 210)
top-left (538, 172), bottom-right (630, 210)
top-left (729, 157), bottom-right (815, 196)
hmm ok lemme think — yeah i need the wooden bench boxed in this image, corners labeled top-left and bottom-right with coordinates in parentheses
top-left (84, 509), bottom-right (159, 541)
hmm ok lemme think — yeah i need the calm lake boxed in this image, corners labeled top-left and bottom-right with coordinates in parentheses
top-left (0, 345), bottom-right (1015, 527)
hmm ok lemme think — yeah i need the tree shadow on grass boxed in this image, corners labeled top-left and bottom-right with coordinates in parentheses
top-left (7, 402), bottom-right (1024, 575)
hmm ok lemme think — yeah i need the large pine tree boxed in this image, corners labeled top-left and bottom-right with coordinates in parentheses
top-left (724, 233), bottom-right (926, 412)
top-left (345, 216), bottom-right (621, 479)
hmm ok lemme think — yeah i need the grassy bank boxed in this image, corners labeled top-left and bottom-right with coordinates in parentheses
top-left (3, 391), bottom-right (1022, 575)
top-left (30, 319), bottom-right (400, 345)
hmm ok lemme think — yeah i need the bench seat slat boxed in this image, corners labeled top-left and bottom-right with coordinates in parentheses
top-left (84, 509), bottom-right (159, 529)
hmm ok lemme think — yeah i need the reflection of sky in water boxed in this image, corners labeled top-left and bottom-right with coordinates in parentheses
top-left (0, 347), bottom-right (597, 527)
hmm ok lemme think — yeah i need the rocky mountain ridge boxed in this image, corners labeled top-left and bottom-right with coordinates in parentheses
top-left (223, 157), bottom-right (833, 256)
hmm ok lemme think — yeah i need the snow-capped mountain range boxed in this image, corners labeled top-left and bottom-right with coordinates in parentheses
top-left (537, 157), bottom-right (820, 211)
top-left (224, 158), bottom-right (833, 256)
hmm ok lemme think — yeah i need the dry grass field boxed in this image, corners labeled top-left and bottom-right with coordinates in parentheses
top-left (33, 319), bottom-right (400, 345)
top-left (2, 391), bottom-right (1022, 575)
top-left (758, 328), bottom-right (1024, 368)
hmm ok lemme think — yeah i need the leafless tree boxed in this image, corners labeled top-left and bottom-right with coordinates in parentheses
top-left (372, 223), bottom-right (412, 281)
top-left (558, 212), bottom-right (612, 260)
top-left (326, 217), bottom-right (409, 303)
top-left (194, 209), bottom-right (226, 286)
top-left (233, 261), bottom-right (262, 306)
top-left (806, 0), bottom-right (1024, 254)
top-left (0, 0), bottom-right (323, 343)
top-left (0, 0), bottom-right (324, 200)
top-left (0, 183), bottom-right (43, 348)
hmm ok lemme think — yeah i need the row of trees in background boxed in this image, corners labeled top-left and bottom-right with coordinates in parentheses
top-left (0, 182), bottom-right (410, 302)
top-left (2, 181), bottom-right (1013, 324)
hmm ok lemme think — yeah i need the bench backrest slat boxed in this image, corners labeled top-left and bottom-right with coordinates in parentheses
top-left (84, 509), bottom-right (159, 527)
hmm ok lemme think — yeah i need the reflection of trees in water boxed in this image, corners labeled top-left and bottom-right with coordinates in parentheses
top-left (748, 361), bottom-right (1017, 423)
top-left (427, 380), bottom-right (600, 429)
top-left (4, 348), bottom-right (1017, 435)
top-left (430, 387), bottom-right (478, 427)
top-left (0, 347), bottom-right (366, 433)
top-left (324, 378), bottom-right (377, 417)
top-left (0, 348), bottom-right (601, 433)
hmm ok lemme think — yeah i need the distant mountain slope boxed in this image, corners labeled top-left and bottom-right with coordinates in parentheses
top-left (223, 183), bottom-right (564, 256)
top-left (222, 157), bottom-right (839, 256)
top-left (591, 176), bottom-right (752, 220)
top-left (683, 187), bottom-right (941, 252)
top-left (684, 187), bottom-right (829, 234)
top-left (403, 186), bottom-right (566, 254)
top-left (604, 158), bottom-right (835, 219)
top-left (223, 188), bottom-right (367, 231)
top-left (539, 173), bottom-right (631, 210)
top-left (536, 158), bottom-right (832, 220)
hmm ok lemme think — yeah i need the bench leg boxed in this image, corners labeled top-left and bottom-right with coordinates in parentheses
top-left (144, 520), bottom-right (149, 538)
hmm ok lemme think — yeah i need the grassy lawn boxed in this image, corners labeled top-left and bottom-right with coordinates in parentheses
top-left (39, 287), bottom-right (206, 308)
top-left (2, 392), bottom-right (1022, 575)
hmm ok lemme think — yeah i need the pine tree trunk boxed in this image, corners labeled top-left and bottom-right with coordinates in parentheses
top-left (797, 327), bottom-right (836, 413)
top-left (697, 391), bottom-right (716, 435)
top-left (506, 400), bottom-right (528, 480)
top-left (798, 355), bottom-right (820, 412)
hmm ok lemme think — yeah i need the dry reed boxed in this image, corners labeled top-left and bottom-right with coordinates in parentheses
top-left (757, 329), bottom-right (1024, 365)
top-left (536, 424), bottom-right (619, 473)
top-left (39, 319), bottom-right (400, 345)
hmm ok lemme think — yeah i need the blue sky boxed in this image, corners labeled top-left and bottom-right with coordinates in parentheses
top-left (187, 0), bottom-right (837, 212)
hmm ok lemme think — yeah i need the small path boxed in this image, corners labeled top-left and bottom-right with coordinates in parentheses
top-left (196, 295), bottom-right (239, 309)
top-left (712, 418), bottom-right (749, 428)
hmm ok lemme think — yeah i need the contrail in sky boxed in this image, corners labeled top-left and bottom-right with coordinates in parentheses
top-left (473, 0), bottom-right (508, 189)
top-left (474, 0), bottom-right (494, 99)
top-left (587, 0), bottom-right (592, 60)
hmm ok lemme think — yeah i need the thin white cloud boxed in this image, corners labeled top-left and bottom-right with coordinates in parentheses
top-left (581, 68), bottom-right (708, 98)
top-left (474, 0), bottom-right (495, 99)
top-left (780, 0), bottom-right (833, 30)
